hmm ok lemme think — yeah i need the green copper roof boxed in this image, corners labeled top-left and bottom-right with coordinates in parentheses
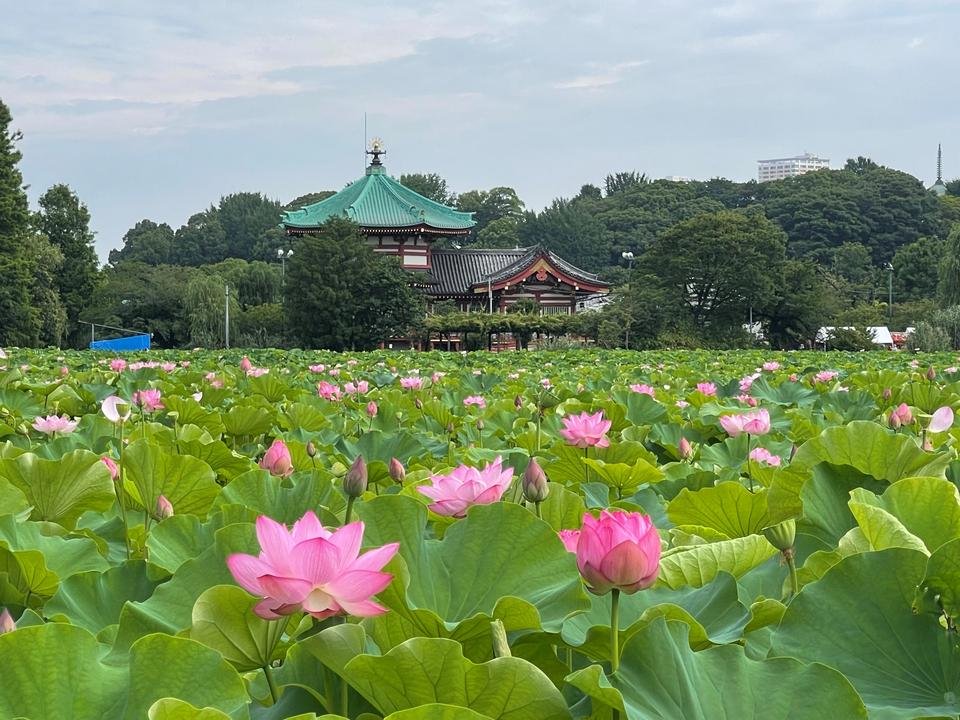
top-left (281, 164), bottom-right (475, 232)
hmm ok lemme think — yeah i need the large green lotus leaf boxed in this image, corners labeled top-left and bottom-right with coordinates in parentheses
top-left (0, 449), bottom-right (114, 528)
top-left (222, 404), bottom-right (274, 437)
top-left (385, 706), bottom-right (492, 719)
top-left (0, 476), bottom-right (28, 515)
top-left (771, 548), bottom-right (960, 719)
top-left (46, 560), bottom-right (158, 635)
top-left (163, 396), bottom-right (225, 437)
top-left (124, 634), bottom-right (250, 720)
top-left (0, 545), bottom-right (59, 605)
top-left (147, 514), bottom-right (220, 576)
top-left (190, 584), bottom-right (288, 671)
top-left (123, 439), bottom-right (219, 518)
top-left (357, 496), bottom-right (590, 633)
top-left (281, 401), bottom-right (331, 433)
top-left (658, 534), bottom-right (776, 589)
top-left (667, 484), bottom-right (769, 538)
top-left (111, 523), bottom-right (257, 657)
top-left (749, 378), bottom-right (818, 406)
top-left (247, 373), bottom-right (292, 403)
top-left (799, 463), bottom-right (886, 547)
top-left (793, 420), bottom-right (951, 481)
top-left (560, 571), bottom-right (750, 659)
top-left (698, 434), bottom-right (750, 471)
top-left (566, 618), bottom-right (868, 719)
top-left (796, 527), bottom-right (872, 588)
top-left (0, 514), bottom-right (109, 576)
top-left (542, 442), bottom-right (592, 485)
top-left (848, 477), bottom-right (960, 554)
top-left (917, 538), bottom-right (960, 621)
top-left (0, 623), bottom-right (125, 719)
top-left (214, 468), bottom-right (342, 524)
top-left (343, 637), bottom-right (570, 720)
top-left (537, 482), bottom-right (586, 532)
top-left (623, 392), bottom-right (668, 425)
top-left (148, 699), bottom-right (231, 719)
top-left (584, 457), bottom-right (663, 498)
top-left (338, 429), bottom-right (444, 465)
top-left (177, 439), bottom-right (252, 481)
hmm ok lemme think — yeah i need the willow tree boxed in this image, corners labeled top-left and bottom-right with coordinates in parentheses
top-left (938, 225), bottom-right (960, 307)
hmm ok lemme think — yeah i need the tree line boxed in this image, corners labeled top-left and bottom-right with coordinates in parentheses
top-left (2, 95), bottom-right (960, 350)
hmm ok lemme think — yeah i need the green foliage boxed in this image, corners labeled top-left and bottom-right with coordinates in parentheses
top-left (286, 219), bottom-right (424, 350)
top-left (400, 173), bottom-right (455, 205)
top-left (823, 327), bottom-right (877, 351)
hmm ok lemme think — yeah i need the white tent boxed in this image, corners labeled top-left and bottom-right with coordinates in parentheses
top-left (816, 326), bottom-right (895, 348)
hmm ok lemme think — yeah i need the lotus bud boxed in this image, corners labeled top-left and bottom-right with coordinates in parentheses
top-left (415, 398), bottom-right (423, 410)
top-left (889, 410), bottom-right (902, 429)
top-left (514, 395), bottom-right (523, 410)
top-left (366, 401), bottom-right (378, 418)
top-left (306, 441), bottom-right (317, 458)
top-left (0, 608), bottom-right (14, 634)
top-left (389, 457), bottom-right (406, 484)
top-left (446, 421), bottom-right (455, 435)
top-left (882, 387), bottom-right (892, 401)
top-left (679, 436), bottom-right (693, 460)
top-left (156, 494), bottom-right (174, 519)
top-left (522, 457), bottom-right (549, 503)
top-left (762, 518), bottom-right (796, 552)
top-left (101, 455), bottom-right (120, 482)
top-left (895, 403), bottom-right (913, 425)
top-left (343, 455), bottom-right (368, 498)
top-left (476, 418), bottom-right (484, 431)
top-left (927, 366), bottom-right (937, 381)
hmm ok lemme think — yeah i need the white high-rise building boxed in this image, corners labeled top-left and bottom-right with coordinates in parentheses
top-left (757, 153), bottom-right (830, 182)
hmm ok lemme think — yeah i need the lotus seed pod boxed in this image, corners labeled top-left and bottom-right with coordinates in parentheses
top-left (762, 518), bottom-right (797, 552)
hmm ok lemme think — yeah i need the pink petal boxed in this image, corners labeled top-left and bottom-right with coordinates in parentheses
top-left (325, 569), bottom-right (394, 602)
top-left (256, 516), bottom-right (294, 566)
top-left (350, 542), bottom-right (400, 573)
top-left (930, 406), bottom-right (955, 434)
top-left (225, 553), bottom-right (270, 595)
top-left (337, 598), bottom-right (389, 617)
top-left (258, 574), bottom-right (313, 605)
top-left (291, 537), bottom-right (341, 584)
top-left (327, 522), bottom-right (364, 565)
top-left (599, 540), bottom-right (652, 588)
top-left (292, 511), bottom-right (326, 543)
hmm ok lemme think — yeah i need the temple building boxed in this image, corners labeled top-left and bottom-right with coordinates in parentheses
top-left (929, 144), bottom-right (948, 197)
top-left (281, 139), bottom-right (609, 316)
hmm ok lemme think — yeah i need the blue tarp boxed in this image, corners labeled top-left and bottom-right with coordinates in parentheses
top-left (89, 334), bottom-right (151, 352)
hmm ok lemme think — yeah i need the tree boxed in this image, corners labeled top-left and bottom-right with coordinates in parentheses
top-left (475, 216), bottom-right (521, 248)
top-left (604, 171), bottom-right (649, 196)
top-left (638, 209), bottom-right (787, 336)
top-left (399, 173), bottom-right (454, 205)
top-left (844, 156), bottom-right (882, 174)
top-left (938, 225), bottom-right (960, 306)
top-left (215, 192), bottom-right (283, 261)
top-left (184, 273), bottom-right (233, 347)
top-left (946, 179), bottom-right (960, 197)
top-left (0, 99), bottom-right (40, 346)
top-left (456, 187), bottom-right (524, 236)
top-left (518, 200), bottom-right (610, 272)
top-left (892, 236), bottom-right (945, 302)
top-left (285, 219), bottom-right (424, 350)
top-left (764, 260), bottom-right (834, 348)
top-left (172, 209), bottom-right (226, 266)
top-left (283, 191), bottom-right (336, 211)
top-left (109, 220), bottom-right (175, 265)
top-left (33, 184), bottom-right (99, 344)
top-left (23, 234), bottom-right (67, 346)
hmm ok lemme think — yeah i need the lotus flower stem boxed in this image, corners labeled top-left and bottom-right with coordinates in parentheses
top-left (534, 500), bottom-right (542, 519)
top-left (117, 422), bottom-right (131, 560)
top-left (584, 447), bottom-right (589, 484)
top-left (340, 673), bottom-right (349, 715)
top-left (344, 496), bottom-right (356, 524)
top-left (264, 663), bottom-right (279, 704)
top-left (610, 588), bottom-right (620, 674)
top-left (785, 548), bottom-right (799, 599)
top-left (745, 436), bottom-right (755, 493)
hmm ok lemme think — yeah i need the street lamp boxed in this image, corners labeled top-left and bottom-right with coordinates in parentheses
top-left (277, 248), bottom-right (294, 340)
top-left (621, 251), bottom-right (635, 269)
top-left (885, 262), bottom-right (894, 327)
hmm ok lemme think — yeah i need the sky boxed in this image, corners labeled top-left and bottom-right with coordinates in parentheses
top-left (2, 0), bottom-right (958, 261)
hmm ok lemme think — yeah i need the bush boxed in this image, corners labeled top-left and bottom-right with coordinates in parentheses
top-left (825, 327), bottom-right (877, 351)
top-left (906, 321), bottom-right (951, 352)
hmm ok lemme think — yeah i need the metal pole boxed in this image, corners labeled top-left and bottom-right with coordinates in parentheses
top-left (888, 268), bottom-right (893, 326)
top-left (488, 278), bottom-right (493, 314)
top-left (225, 284), bottom-right (230, 349)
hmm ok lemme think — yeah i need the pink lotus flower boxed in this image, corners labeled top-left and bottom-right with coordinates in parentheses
top-left (889, 403), bottom-right (913, 429)
top-left (260, 439), bottom-right (293, 478)
top-left (540, 378), bottom-right (552, 389)
top-left (101, 456), bottom-right (119, 481)
top-left (814, 370), bottom-right (838, 384)
top-left (789, 373), bottom-right (798, 382)
top-left (240, 356), bottom-right (253, 373)
top-left (161, 362), bottom-right (177, 372)
top-left (929, 406), bottom-right (954, 433)
top-left (762, 361), bottom-right (781, 372)
top-left (679, 437), bottom-right (693, 459)
top-left (749, 447), bottom-right (781, 466)
top-left (630, 384), bottom-right (656, 397)
top-left (309, 364), bottom-right (326, 373)
top-left (431, 372), bottom-right (446, 383)
top-left (558, 529), bottom-right (580, 553)
top-left (417, 457), bottom-right (514, 517)
top-left (696, 382), bottom-right (717, 396)
top-left (344, 380), bottom-right (369, 395)
top-left (739, 373), bottom-right (760, 392)
top-left (59, 366), bottom-right (69, 376)
top-left (575, 510), bottom-right (661, 594)
top-left (366, 401), bottom-right (378, 418)
top-left (560, 411), bottom-right (612, 449)
top-left (400, 377), bottom-right (423, 391)
top-left (676, 400), bottom-right (690, 409)
top-left (247, 367), bottom-right (269, 378)
top-left (101, 396), bottom-right (132, 424)
top-left (317, 381), bottom-right (341, 401)
top-left (463, 395), bottom-right (486, 409)
top-left (156, 495), bottom-right (174, 519)
top-left (227, 512), bottom-right (398, 620)
top-left (132, 389), bottom-right (164, 413)
top-left (32, 414), bottom-right (78, 435)
top-left (328, 368), bottom-right (340, 377)
top-left (720, 408), bottom-right (771, 437)
top-left (110, 358), bottom-right (127, 373)
top-left (0, 608), bottom-right (13, 634)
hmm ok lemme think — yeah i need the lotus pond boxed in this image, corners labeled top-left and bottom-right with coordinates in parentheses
top-left (1, 348), bottom-right (960, 720)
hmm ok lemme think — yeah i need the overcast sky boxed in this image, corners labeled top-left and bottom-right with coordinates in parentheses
top-left (2, 0), bottom-right (957, 260)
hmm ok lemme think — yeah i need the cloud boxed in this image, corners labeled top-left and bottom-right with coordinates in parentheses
top-left (908, 36), bottom-right (925, 48)
top-left (553, 60), bottom-right (649, 90)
